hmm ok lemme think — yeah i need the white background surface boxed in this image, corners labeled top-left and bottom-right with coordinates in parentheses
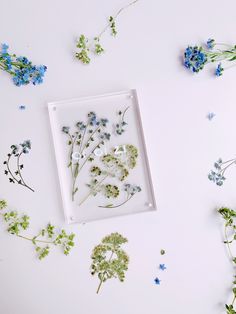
top-left (0, 0), bottom-right (236, 313)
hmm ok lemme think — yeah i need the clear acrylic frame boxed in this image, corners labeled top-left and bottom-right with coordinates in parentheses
top-left (48, 89), bottom-right (156, 223)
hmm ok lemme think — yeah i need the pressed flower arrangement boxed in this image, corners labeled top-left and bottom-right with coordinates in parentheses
top-left (0, 43), bottom-right (47, 86)
top-left (0, 199), bottom-right (75, 260)
top-left (3, 140), bottom-right (34, 192)
top-left (184, 39), bottom-right (236, 76)
top-left (90, 232), bottom-right (129, 294)
top-left (75, 0), bottom-right (139, 64)
top-left (61, 109), bottom-right (141, 209)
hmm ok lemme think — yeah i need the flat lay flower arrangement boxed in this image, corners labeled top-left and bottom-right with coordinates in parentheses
top-left (0, 0), bottom-right (236, 310)
top-left (61, 108), bottom-right (141, 209)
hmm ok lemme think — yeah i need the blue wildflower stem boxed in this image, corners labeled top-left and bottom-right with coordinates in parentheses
top-left (6, 153), bottom-right (34, 192)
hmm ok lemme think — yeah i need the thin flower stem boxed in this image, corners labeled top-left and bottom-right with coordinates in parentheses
top-left (16, 152), bottom-right (34, 192)
top-left (221, 160), bottom-right (236, 176)
top-left (81, 125), bottom-right (102, 154)
top-left (17, 234), bottom-right (54, 244)
top-left (79, 122), bottom-right (89, 153)
top-left (96, 251), bottom-right (114, 294)
top-left (97, 0), bottom-right (139, 39)
top-left (99, 195), bottom-right (133, 208)
top-left (78, 141), bottom-right (103, 175)
top-left (224, 225), bottom-right (234, 261)
top-left (79, 174), bottom-right (109, 206)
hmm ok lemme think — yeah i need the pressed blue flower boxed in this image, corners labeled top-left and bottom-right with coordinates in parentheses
top-left (184, 46), bottom-right (208, 73)
top-left (159, 264), bottom-right (166, 271)
top-left (0, 43), bottom-right (47, 86)
top-left (206, 38), bottom-right (215, 49)
top-left (76, 121), bottom-right (86, 130)
top-left (154, 277), bottom-right (161, 285)
top-left (1, 43), bottom-right (9, 54)
top-left (207, 112), bottom-right (216, 121)
top-left (215, 63), bottom-right (224, 76)
top-left (62, 126), bottom-right (70, 134)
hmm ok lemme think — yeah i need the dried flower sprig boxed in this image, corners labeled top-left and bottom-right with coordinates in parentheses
top-left (0, 43), bottom-right (47, 86)
top-left (75, 0), bottom-right (139, 64)
top-left (0, 199), bottom-right (75, 260)
top-left (62, 112), bottom-right (110, 201)
top-left (3, 140), bottom-right (34, 192)
top-left (99, 183), bottom-right (141, 208)
top-left (91, 232), bottom-right (129, 294)
top-left (115, 107), bottom-right (129, 135)
top-left (79, 144), bottom-right (138, 206)
top-left (218, 207), bottom-right (236, 313)
top-left (184, 39), bottom-right (236, 76)
top-left (208, 158), bottom-right (236, 186)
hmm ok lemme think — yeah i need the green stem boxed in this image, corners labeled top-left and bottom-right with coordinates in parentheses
top-left (17, 234), bottom-right (54, 244)
top-left (96, 251), bottom-right (114, 294)
top-left (225, 225), bottom-right (234, 261)
top-left (79, 174), bottom-right (109, 206)
top-left (96, 0), bottom-right (139, 39)
top-left (99, 195), bottom-right (133, 208)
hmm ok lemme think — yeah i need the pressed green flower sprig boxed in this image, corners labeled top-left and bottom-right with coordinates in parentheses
top-left (3, 140), bottom-right (34, 192)
top-left (99, 183), bottom-right (141, 208)
top-left (79, 144), bottom-right (138, 206)
top-left (184, 39), bottom-right (236, 76)
top-left (208, 158), bottom-right (236, 186)
top-left (75, 0), bottom-right (139, 64)
top-left (0, 43), bottom-right (47, 86)
top-left (62, 112), bottom-right (110, 201)
top-left (91, 232), bottom-right (129, 294)
top-left (218, 207), bottom-right (236, 314)
top-left (0, 199), bottom-right (75, 260)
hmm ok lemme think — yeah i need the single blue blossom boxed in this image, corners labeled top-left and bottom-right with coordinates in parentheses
top-left (206, 38), bottom-right (215, 49)
top-left (19, 105), bottom-right (26, 110)
top-left (1, 43), bottom-right (9, 54)
top-left (215, 63), bottom-right (224, 76)
top-left (154, 277), bottom-right (161, 285)
top-left (159, 264), bottom-right (167, 271)
top-left (207, 112), bottom-right (216, 121)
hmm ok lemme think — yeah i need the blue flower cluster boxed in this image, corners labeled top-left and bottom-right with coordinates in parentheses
top-left (208, 158), bottom-right (226, 186)
top-left (184, 46), bottom-right (208, 73)
top-left (0, 43), bottom-right (47, 86)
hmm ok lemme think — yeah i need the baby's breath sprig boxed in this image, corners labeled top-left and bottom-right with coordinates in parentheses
top-left (62, 112), bottom-right (110, 201)
top-left (208, 158), bottom-right (236, 186)
top-left (79, 144), bottom-right (138, 206)
top-left (3, 140), bottom-right (34, 192)
top-left (115, 107), bottom-right (129, 135)
top-left (218, 207), bottom-right (236, 314)
top-left (99, 183), bottom-right (141, 208)
top-left (75, 0), bottom-right (139, 64)
top-left (0, 199), bottom-right (75, 260)
top-left (91, 232), bottom-right (129, 294)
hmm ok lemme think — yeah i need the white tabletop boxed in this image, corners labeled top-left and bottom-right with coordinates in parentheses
top-left (0, 0), bottom-right (236, 313)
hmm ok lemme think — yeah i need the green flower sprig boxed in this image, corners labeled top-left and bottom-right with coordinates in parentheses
top-left (75, 0), bottom-right (139, 64)
top-left (79, 144), bottom-right (138, 206)
top-left (91, 232), bottom-right (129, 294)
top-left (0, 199), bottom-right (75, 260)
top-left (3, 140), bottom-right (34, 192)
top-left (218, 207), bottom-right (236, 313)
top-left (99, 183), bottom-right (141, 208)
top-left (62, 112), bottom-right (110, 201)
